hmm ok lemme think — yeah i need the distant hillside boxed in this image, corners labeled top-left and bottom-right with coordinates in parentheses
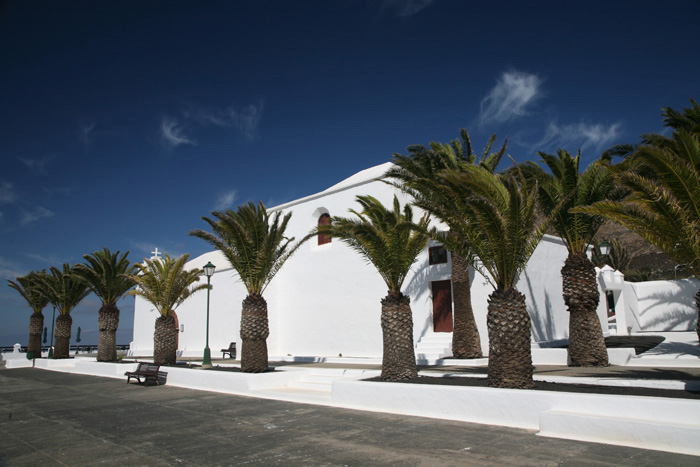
top-left (594, 221), bottom-right (678, 272)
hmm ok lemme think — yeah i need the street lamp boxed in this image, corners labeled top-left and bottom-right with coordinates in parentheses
top-left (202, 261), bottom-right (216, 368)
top-left (599, 240), bottom-right (612, 257)
top-left (48, 305), bottom-right (56, 358)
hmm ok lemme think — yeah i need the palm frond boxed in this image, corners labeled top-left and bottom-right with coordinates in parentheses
top-left (74, 248), bottom-right (136, 305)
top-left (127, 253), bottom-right (207, 317)
top-left (574, 100), bottom-right (700, 280)
top-left (7, 271), bottom-right (50, 313)
top-left (190, 201), bottom-right (302, 296)
top-left (34, 264), bottom-right (91, 316)
top-left (316, 195), bottom-right (429, 293)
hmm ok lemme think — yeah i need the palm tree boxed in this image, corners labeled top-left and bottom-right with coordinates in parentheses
top-left (190, 201), bottom-right (302, 373)
top-left (519, 150), bottom-right (618, 366)
top-left (36, 264), bottom-right (91, 359)
top-left (127, 254), bottom-right (207, 365)
top-left (386, 129), bottom-right (507, 359)
top-left (422, 165), bottom-right (548, 388)
top-left (576, 99), bottom-right (700, 342)
top-left (318, 195), bottom-right (430, 381)
top-left (7, 271), bottom-right (50, 357)
top-left (75, 248), bottom-right (136, 362)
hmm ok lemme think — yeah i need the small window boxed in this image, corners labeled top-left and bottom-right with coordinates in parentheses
top-left (429, 246), bottom-right (448, 265)
top-left (318, 213), bottom-right (331, 246)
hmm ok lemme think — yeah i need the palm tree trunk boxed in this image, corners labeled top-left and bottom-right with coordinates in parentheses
top-left (694, 289), bottom-right (700, 343)
top-left (562, 252), bottom-right (608, 367)
top-left (487, 288), bottom-right (534, 389)
top-left (54, 314), bottom-right (72, 359)
top-left (154, 314), bottom-right (177, 365)
top-left (97, 303), bottom-right (120, 362)
top-left (380, 292), bottom-right (417, 381)
top-left (451, 254), bottom-right (483, 358)
top-left (28, 311), bottom-right (44, 357)
top-left (240, 295), bottom-right (269, 373)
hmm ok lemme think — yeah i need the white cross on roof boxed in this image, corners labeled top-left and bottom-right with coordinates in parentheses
top-left (150, 248), bottom-right (162, 259)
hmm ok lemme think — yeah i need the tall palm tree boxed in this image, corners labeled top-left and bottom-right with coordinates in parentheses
top-left (423, 165), bottom-right (548, 388)
top-left (576, 99), bottom-right (700, 342)
top-left (127, 254), bottom-right (207, 365)
top-left (386, 129), bottom-right (507, 359)
top-left (319, 195), bottom-right (430, 381)
top-left (36, 264), bottom-right (91, 359)
top-left (519, 150), bottom-right (618, 366)
top-left (190, 201), bottom-right (302, 373)
top-left (7, 271), bottom-right (50, 357)
top-left (75, 248), bottom-right (136, 362)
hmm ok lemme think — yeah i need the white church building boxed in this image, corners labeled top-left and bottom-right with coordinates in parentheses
top-left (130, 162), bottom-right (610, 359)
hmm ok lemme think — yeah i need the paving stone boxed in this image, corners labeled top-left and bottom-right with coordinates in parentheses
top-left (1, 368), bottom-right (698, 466)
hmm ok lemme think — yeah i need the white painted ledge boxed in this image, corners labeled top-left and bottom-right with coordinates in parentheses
top-left (330, 379), bottom-right (700, 455)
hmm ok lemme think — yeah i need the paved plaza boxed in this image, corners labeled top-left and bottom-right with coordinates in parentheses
top-left (1, 368), bottom-right (698, 466)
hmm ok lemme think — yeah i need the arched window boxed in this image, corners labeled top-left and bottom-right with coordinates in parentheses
top-left (318, 213), bottom-right (331, 246)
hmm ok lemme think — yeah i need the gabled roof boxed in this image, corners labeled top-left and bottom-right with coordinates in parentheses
top-left (271, 162), bottom-right (394, 211)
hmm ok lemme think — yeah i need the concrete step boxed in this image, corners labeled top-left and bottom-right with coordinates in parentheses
top-left (257, 386), bottom-right (332, 404)
top-left (538, 410), bottom-right (700, 456)
top-left (416, 338), bottom-right (452, 347)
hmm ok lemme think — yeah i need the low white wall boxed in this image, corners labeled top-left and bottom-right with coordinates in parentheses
top-left (331, 379), bottom-right (700, 455)
top-left (626, 278), bottom-right (699, 332)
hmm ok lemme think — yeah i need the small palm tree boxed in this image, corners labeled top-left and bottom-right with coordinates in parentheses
top-left (386, 129), bottom-right (507, 359)
top-left (519, 150), bottom-right (619, 366)
top-left (319, 195), bottom-right (430, 381)
top-left (7, 271), bottom-right (50, 357)
top-left (190, 201), bottom-right (302, 373)
top-left (75, 248), bottom-right (136, 362)
top-left (127, 254), bottom-right (207, 365)
top-left (36, 264), bottom-right (91, 359)
top-left (424, 165), bottom-right (548, 388)
top-left (576, 99), bottom-right (700, 342)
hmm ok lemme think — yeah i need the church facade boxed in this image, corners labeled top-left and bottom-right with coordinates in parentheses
top-left (130, 162), bottom-right (609, 358)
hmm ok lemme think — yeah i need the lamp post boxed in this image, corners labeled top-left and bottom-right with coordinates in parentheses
top-left (48, 305), bottom-right (56, 358)
top-left (202, 261), bottom-right (216, 368)
top-left (599, 240), bottom-right (612, 257)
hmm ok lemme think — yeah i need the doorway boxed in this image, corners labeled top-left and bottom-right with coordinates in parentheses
top-left (432, 280), bottom-right (453, 332)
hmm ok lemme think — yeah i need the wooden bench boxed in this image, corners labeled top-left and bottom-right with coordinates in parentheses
top-left (221, 342), bottom-right (236, 359)
top-left (125, 363), bottom-right (162, 387)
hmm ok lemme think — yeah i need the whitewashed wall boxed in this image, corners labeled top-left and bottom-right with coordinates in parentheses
top-left (130, 163), bottom-right (581, 357)
top-left (624, 278), bottom-right (699, 332)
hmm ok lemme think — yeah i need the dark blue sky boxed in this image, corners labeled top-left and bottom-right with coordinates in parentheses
top-left (1, 0), bottom-right (699, 346)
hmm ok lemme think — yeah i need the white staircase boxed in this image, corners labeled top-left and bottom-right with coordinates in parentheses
top-left (258, 368), bottom-right (379, 404)
top-left (414, 333), bottom-right (453, 363)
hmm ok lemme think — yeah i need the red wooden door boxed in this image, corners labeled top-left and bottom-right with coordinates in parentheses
top-left (432, 280), bottom-right (453, 332)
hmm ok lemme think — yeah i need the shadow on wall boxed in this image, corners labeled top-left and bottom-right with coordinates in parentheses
top-left (522, 271), bottom-right (558, 342)
top-left (404, 261), bottom-right (440, 342)
top-left (632, 279), bottom-right (699, 331)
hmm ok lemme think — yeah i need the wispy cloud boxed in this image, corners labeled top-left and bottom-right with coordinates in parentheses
top-left (17, 156), bottom-right (53, 175)
top-left (130, 241), bottom-right (160, 257)
top-left (535, 120), bottom-right (622, 153)
top-left (0, 181), bottom-right (16, 204)
top-left (42, 186), bottom-right (76, 197)
top-left (160, 116), bottom-right (197, 149)
top-left (20, 206), bottom-right (54, 226)
top-left (24, 252), bottom-right (64, 267)
top-left (190, 102), bottom-right (264, 141)
top-left (383, 0), bottom-right (435, 16)
top-left (79, 121), bottom-right (96, 150)
top-left (479, 70), bottom-right (543, 126)
top-left (0, 256), bottom-right (25, 281)
top-left (215, 190), bottom-right (237, 211)
top-left (128, 241), bottom-right (185, 261)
